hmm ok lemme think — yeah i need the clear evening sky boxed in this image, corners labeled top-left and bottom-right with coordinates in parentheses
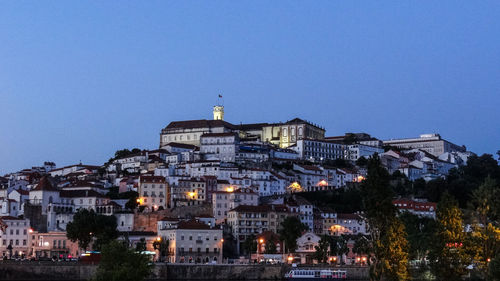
top-left (1, 1), bottom-right (499, 174)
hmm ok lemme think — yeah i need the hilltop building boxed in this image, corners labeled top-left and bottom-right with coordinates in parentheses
top-left (383, 134), bottom-right (466, 157)
top-left (160, 104), bottom-right (325, 149)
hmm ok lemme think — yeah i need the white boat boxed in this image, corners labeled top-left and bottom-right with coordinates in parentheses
top-left (285, 268), bottom-right (347, 280)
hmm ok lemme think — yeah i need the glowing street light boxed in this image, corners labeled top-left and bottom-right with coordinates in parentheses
top-left (226, 186), bottom-right (234, 192)
top-left (156, 237), bottom-right (162, 242)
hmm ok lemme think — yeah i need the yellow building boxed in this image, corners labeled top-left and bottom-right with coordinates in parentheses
top-left (213, 105), bottom-right (224, 120)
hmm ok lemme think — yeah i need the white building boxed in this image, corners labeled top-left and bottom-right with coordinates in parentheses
top-left (0, 216), bottom-right (31, 258)
top-left (383, 133), bottom-right (466, 157)
top-left (346, 144), bottom-right (384, 161)
top-left (200, 132), bottom-right (239, 162)
top-left (138, 176), bottom-right (168, 211)
top-left (292, 139), bottom-right (344, 162)
top-left (212, 188), bottom-right (258, 224)
top-left (158, 219), bottom-right (223, 264)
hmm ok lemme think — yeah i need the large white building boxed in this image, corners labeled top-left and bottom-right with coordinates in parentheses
top-left (0, 216), bottom-right (30, 258)
top-left (212, 188), bottom-right (258, 224)
top-left (346, 144), bottom-right (384, 161)
top-left (291, 139), bottom-right (345, 162)
top-left (200, 132), bottom-right (239, 162)
top-left (138, 176), bottom-right (168, 211)
top-left (383, 134), bottom-right (466, 157)
top-left (158, 219), bottom-right (223, 264)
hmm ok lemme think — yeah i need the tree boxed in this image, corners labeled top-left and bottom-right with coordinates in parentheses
top-left (125, 195), bottom-right (140, 210)
top-left (153, 238), bottom-right (169, 262)
top-left (66, 209), bottom-right (119, 251)
top-left (352, 234), bottom-right (372, 259)
top-left (264, 238), bottom-right (277, 254)
top-left (429, 193), bottom-right (469, 281)
top-left (242, 234), bottom-right (257, 259)
top-left (278, 216), bottom-right (307, 253)
top-left (356, 157), bottom-right (368, 167)
top-left (400, 212), bottom-right (436, 262)
top-left (470, 176), bottom-right (499, 224)
top-left (329, 235), bottom-right (349, 264)
top-left (382, 218), bottom-right (409, 281)
top-left (360, 155), bottom-right (409, 281)
top-left (135, 238), bottom-right (147, 252)
top-left (489, 253), bottom-right (500, 281)
top-left (66, 209), bottom-right (97, 250)
top-left (92, 240), bottom-right (152, 281)
top-left (92, 214), bottom-right (119, 251)
top-left (313, 235), bottom-right (330, 263)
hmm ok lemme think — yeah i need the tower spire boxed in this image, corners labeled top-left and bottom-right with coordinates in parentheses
top-left (213, 94), bottom-right (224, 120)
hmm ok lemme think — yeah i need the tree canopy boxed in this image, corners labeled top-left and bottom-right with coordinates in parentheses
top-left (92, 240), bottom-right (152, 281)
top-left (361, 155), bottom-right (409, 281)
top-left (278, 216), bottom-right (307, 253)
top-left (66, 209), bottom-right (118, 251)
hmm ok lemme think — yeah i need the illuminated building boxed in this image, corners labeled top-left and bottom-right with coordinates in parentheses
top-left (212, 188), bottom-right (258, 224)
top-left (213, 105), bottom-right (224, 120)
top-left (138, 176), bottom-right (168, 211)
top-left (383, 133), bottom-right (466, 157)
top-left (0, 217), bottom-right (30, 258)
top-left (157, 219), bottom-right (223, 264)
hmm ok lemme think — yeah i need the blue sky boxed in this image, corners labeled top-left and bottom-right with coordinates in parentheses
top-left (1, 1), bottom-right (499, 174)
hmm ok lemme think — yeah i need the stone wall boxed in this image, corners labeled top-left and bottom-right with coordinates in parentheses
top-left (0, 262), bottom-right (369, 280)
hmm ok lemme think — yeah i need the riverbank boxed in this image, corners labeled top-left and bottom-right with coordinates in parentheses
top-left (0, 262), bottom-right (370, 280)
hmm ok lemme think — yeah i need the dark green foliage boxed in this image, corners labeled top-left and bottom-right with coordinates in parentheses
top-left (278, 216), bottom-right (307, 253)
top-left (323, 158), bottom-right (353, 169)
top-left (421, 154), bottom-right (500, 207)
top-left (329, 235), bottom-right (349, 261)
top-left (352, 234), bottom-right (372, 257)
top-left (299, 188), bottom-right (363, 213)
top-left (264, 237), bottom-right (277, 254)
top-left (114, 148), bottom-right (142, 159)
top-left (361, 155), bottom-right (409, 281)
top-left (428, 193), bottom-right (469, 281)
top-left (106, 187), bottom-right (138, 201)
top-left (489, 253), bottom-right (500, 281)
top-left (242, 234), bottom-right (257, 256)
top-left (400, 212), bottom-right (437, 261)
top-left (222, 233), bottom-right (238, 259)
top-left (125, 194), bottom-right (140, 210)
top-left (356, 156), bottom-right (368, 167)
top-left (92, 240), bottom-right (152, 281)
top-left (313, 235), bottom-right (330, 263)
top-left (135, 238), bottom-right (147, 252)
top-left (66, 209), bottom-right (118, 251)
top-left (152, 239), bottom-right (169, 262)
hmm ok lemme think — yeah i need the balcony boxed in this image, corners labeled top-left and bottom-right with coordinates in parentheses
top-left (195, 240), bottom-right (203, 244)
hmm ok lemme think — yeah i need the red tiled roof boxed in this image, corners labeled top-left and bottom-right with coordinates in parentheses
top-left (177, 219), bottom-right (212, 230)
top-left (164, 120), bottom-right (236, 130)
top-left (0, 216), bottom-right (25, 220)
top-left (139, 176), bottom-right (166, 183)
top-left (201, 132), bottom-right (238, 138)
top-left (60, 190), bottom-right (107, 198)
top-left (164, 142), bottom-right (198, 150)
top-left (32, 176), bottom-right (58, 192)
top-left (337, 213), bottom-right (362, 220)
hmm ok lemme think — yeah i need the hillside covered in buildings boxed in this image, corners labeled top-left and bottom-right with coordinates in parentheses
top-left (1, 104), bottom-right (498, 280)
